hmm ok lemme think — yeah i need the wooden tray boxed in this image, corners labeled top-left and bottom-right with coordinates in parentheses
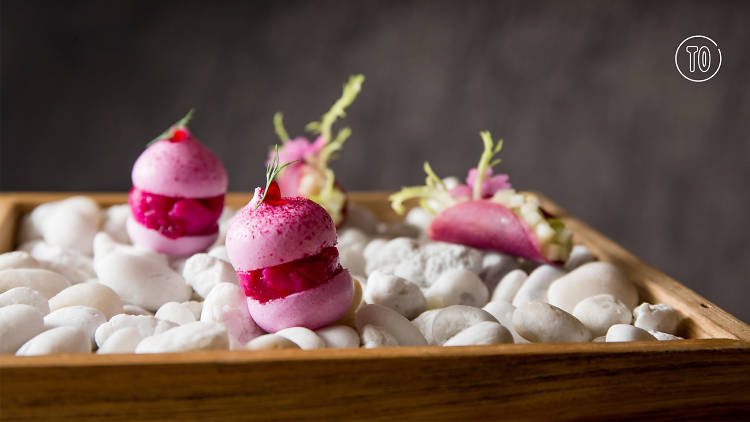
top-left (1, 192), bottom-right (749, 421)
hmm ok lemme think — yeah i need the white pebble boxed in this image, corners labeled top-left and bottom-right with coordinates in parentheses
top-left (95, 314), bottom-right (177, 348)
top-left (18, 210), bottom-right (45, 244)
top-left (342, 203), bottom-right (379, 234)
top-left (0, 268), bottom-right (71, 298)
top-left (48, 282), bottom-right (123, 319)
top-left (95, 249), bottom-right (191, 311)
top-left (200, 283), bottom-right (263, 349)
top-left (513, 301), bottom-right (592, 343)
top-left (443, 321), bottom-right (513, 346)
top-left (428, 305), bottom-right (497, 345)
top-left (182, 253), bottom-right (238, 299)
top-left (572, 294), bottom-right (633, 337)
top-left (564, 245), bottom-right (596, 271)
top-left (182, 301), bottom-right (203, 320)
top-left (101, 204), bottom-right (131, 244)
top-left (404, 207), bottom-right (433, 232)
top-left (363, 238), bottom-right (388, 264)
top-left (398, 242), bottom-right (482, 288)
top-left (649, 330), bottom-right (683, 341)
top-left (135, 321), bottom-right (229, 353)
top-left (246, 334), bottom-right (300, 350)
top-left (208, 245), bottom-right (230, 263)
top-left (547, 262), bottom-right (638, 313)
top-left (315, 325), bottom-right (360, 348)
top-left (479, 252), bottom-right (520, 291)
top-left (633, 303), bottom-right (681, 335)
top-left (339, 247), bottom-right (366, 277)
top-left (17, 326), bottom-right (91, 355)
top-left (0, 304), bottom-right (45, 353)
top-left (275, 327), bottom-right (326, 350)
top-left (491, 269), bottom-right (528, 303)
top-left (0, 251), bottom-right (41, 271)
top-left (212, 207), bottom-right (238, 248)
top-left (93, 232), bottom-right (168, 265)
top-left (482, 301), bottom-right (528, 344)
top-left (411, 309), bottom-right (440, 342)
top-left (96, 327), bottom-right (145, 354)
top-left (24, 241), bottom-right (95, 284)
top-left (0, 287), bottom-right (50, 315)
top-left (170, 257), bottom-right (188, 274)
top-left (337, 227), bottom-right (370, 253)
top-left (39, 197), bottom-right (100, 255)
top-left (43, 306), bottom-right (106, 346)
top-left (425, 268), bottom-right (488, 309)
top-left (365, 271), bottom-right (426, 319)
top-left (365, 237), bottom-right (420, 276)
top-left (360, 324), bottom-right (400, 348)
top-left (482, 300), bottom-right (516, 326)
top-left (511, 265), bottom-right (564, 307)
top-left (355, 304), bottom-right (427, 346)
top-left (605, 324), bottom-right (656, 342)
top-left (122, 304), bottom-right (152, 316)
top-left (155, 302), bottom-right (197, 325)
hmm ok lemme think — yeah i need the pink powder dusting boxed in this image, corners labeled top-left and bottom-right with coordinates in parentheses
top-left (236, 246), bottom-right (342, 303)
top-left (129, 187), bottom-right (224, 239)
top-left (226, 183), bottom-right (337, 271)
top-left (131, 131), bottom-right (228, 198)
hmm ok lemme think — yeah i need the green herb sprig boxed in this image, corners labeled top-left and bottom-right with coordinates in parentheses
top-left (255, 145), bottom-right (297, 210)
top-left (147, 109), bottom-right (195, 147)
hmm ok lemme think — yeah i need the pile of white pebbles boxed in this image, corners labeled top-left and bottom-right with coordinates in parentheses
top-left (0, 196), bottom-right (684, 356)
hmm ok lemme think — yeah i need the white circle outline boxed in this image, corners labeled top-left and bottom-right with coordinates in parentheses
top-left (675, 35), bottom-right (722, 83)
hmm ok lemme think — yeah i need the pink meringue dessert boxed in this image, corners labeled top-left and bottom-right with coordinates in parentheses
top-left (226, 152), bottom-right (354, 332)
top-left (127, 110), bottom-right (228, 256)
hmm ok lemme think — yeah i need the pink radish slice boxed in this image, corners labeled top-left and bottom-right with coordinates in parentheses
top-left (427, 199), bottom-right (557, 265)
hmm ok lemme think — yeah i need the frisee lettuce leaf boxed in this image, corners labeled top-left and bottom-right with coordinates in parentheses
top-left (389, 162), bottom-right (456, 215)
top-left (273, 112), bottom-right (290, 143)
top-left (317, 127), bottom-right (351, 169)
top-left (473, 131), bottom-right (503, 200)
top-left (305, 74), bottom-right (364, 147)
top-left (307, 168), bottom-right (347, 225)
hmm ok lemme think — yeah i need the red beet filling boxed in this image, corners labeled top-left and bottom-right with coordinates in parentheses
top-left (237, 247), bottom-right (343, 303)
top-left (129, 187), bottom-right (224, 239)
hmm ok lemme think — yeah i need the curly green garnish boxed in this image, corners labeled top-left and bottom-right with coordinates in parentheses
top-left (273, 112), bottom-right (290, 143)
top-left (389, 162), bottom-right (456, 215)
top-left (305, 74), bottom-right (364, 149)
top-left (308, 167), bottom-right (347, 225)
top-left (473, 131), bottom-right (503, 200)
top-left (317, 126), bottom-right (351, 170)
top-left (147, 109), bottom-right (195, 147)
top-left (256, 145), bottom-right (297, 210)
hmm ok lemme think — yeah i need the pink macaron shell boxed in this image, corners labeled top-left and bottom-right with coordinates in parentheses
top-left (132, 132), bottom-right (228, 198)
top-left (127, 217), bottom-right (217, 257)
top-left (226, 193), bottom-right (337, 271)
top-left (246, 270), bottom-right (354, 332)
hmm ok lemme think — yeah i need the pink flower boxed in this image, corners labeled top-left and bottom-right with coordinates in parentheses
top-left (267, 136), bottom-right (327, 167)
top-left (449, 168), bottom-right (511, 199)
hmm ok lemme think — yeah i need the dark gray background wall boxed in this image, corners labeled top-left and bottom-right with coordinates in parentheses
top-left (2, 1), bottom-right (748, 323)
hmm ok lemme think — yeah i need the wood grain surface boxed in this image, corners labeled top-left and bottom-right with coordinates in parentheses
top-left (1, 192), bottom-right (749, 421)
top-left (2, 341), bottom-right (749, 421)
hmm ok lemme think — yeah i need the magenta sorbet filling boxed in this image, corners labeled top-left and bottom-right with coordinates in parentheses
top-left (237, 247), bottom-right (343, 303)
top-left (129, 187), bottom-right (224, 239)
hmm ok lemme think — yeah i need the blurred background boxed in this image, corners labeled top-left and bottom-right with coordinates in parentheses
top-left (1, 0), bottom-right (748, 323)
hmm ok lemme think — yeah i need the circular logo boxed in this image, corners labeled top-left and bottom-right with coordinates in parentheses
top-left (675, 35), bottom-right (722, 82)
